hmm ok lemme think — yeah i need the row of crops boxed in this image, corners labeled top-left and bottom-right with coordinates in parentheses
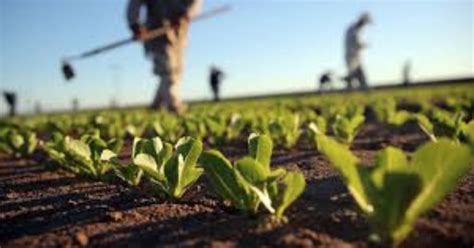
top-left (1, 84), bottom-right (473, 246)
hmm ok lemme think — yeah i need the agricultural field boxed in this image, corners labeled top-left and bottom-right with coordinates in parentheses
top-left (1, 82), bottom-right (473, 247)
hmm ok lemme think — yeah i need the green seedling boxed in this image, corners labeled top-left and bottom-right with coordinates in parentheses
top-left (43, 131), bottom-right (122, 179)
top-left (131, 136), bottom-right (203, 199)
top-left (200, 133), bottom-right (305, 218)
top-left (313, 133), bottom-right (472, 246)
top-left (0, 127), bottom-right (37, 157)
top-left (415, 110), bottom-right (467, 142)
top-left (268, 113), bottom-right (302, 149)
top-left (331, 114), bottom-right (365, 144)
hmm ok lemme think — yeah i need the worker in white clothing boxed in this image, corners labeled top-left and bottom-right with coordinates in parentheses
top-left (344, 12), bottom-right (371, 90)
top-left (127, 0), bottom-right (203, 113)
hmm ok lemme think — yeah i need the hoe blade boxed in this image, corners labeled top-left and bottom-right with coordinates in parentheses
top-left (62, 62), bottom-right (75, 81)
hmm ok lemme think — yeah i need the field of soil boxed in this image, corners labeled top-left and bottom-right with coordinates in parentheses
top-left (1, 123), bottom-right (473, 247)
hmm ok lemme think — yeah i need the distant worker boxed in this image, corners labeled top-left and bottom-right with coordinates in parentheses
top-left (209, 66), bottom-right (225, 102)
top-left (3, 91), bottom-right (17, 117)
top-left (318, 71), bottom-right (334, 91)
top-left (34, 102), bottom-right (42, 114)
top-left (127, 0), bottom-right (203, 113)
top-left (344, 12), bottom-right (372, 90)
top-left (72, 98), bottom-right (79, 112)
top-left (403, 60), bottom-right (412, 86)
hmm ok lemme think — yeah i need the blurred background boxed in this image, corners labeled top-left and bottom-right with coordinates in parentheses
top-left (0, 0), bottom-right (473, 115)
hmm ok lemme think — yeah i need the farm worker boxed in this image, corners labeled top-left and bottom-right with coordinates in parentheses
top-left (318, 70), bottom-right (333, 92)
top-left (209, 65), bottom-right (224, 102)
top-left (403, 60), bottom-right (412, 86)
top-left (344, 12), bottom-right (371, 90)
top-left (3, 91), bottom-right (17, 117)
top-left (127, 0), bottom-right (203, 113)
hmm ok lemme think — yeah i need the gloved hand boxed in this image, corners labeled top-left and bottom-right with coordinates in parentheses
top-left (170, 14), bottom-right (191, 29)
top-left (129, 23), bottom-right (146, 40)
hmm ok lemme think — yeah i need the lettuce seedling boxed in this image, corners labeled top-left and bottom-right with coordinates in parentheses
top-left (150, 114), bottom-right (184, 143)
top-left (372, 98), bottom-right (397, 123)
top-left (205, 115), bottom-right (228, 145)
top-left (43, 131), bottom-right (122, 179)
top-left (102, 140), bottom-right (143, 186)
top-left (200, 133), bottom-right (306, 218)
top-left (108, 155), bottom-right (143, 186)
top-left (331, 114), bottom-right (365, 144)
top-left (225, 113), bottom-right (246, 142)
top-left (415, 110), bottom-right (466, 142)
top-left (268, 113), bottom-right (302, 149)
top-left (313, 133), bottom-right (472, 245)
top-left (204, 113), bottom-right (246, 145)
top-left (0, 127), bottom-right (37, 157)
top-left (462, 120), bottom-right (474, 145)
top-left (131, 136), bottom-right (203, 199)
top-left (183, 117), bottom-right (207, 140)
top-left (413, 114), bottom-right (437, 142)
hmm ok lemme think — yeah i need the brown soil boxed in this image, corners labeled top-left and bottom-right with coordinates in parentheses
top-left (1, 123), bottom-right (473, 248)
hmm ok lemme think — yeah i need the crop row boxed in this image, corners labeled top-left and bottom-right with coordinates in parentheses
top-left (2, 126), bottom-right (472, 246)
top-left (2, 94), bottom-right (474, 157)
top-left (1, 87), bottom-right (473, 246)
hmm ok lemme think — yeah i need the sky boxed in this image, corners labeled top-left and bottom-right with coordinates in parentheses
top-left (0, 0), bottom-right (473, 115)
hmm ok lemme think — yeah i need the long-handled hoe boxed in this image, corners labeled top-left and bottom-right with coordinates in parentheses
top-left (61, 5), bottom-right (230, 81)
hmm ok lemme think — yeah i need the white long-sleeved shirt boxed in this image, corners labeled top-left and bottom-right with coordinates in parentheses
top-left (345, 23), bottom-right (365, 69)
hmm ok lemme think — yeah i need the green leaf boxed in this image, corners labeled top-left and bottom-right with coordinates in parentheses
top-left (9, 132), bottom-right (24, 149)
top-left (370, 147), bottom-right (408, 189)
top-left (65, 138), bottom-right (92, 162)
top-left (111, 160), bottom-right (143, 187)
top-left (404, 139), bottom-right (472, 225)
top-left (316, 134), bottom-right (373, 213)
top-left (100, 149), bottom-right (117, 162)
top-left (166, 137), bottom-right (203, 198)
top-left (247, 183), bottom-right (274, 214)
top-left (388, 111), bottom-right (411, 126)
top-left (462, 120), bottom-right (474, 144)
top-left (235, 157), bottom-right (268, 186)
top-left (367, 147), bottom-right (422, 242)
top-left (133, 153), bottom-right (164, 182)
top-left (373, 172), bottom-right (422, 243)
top-left (199, 150), bottom-right (247, 208)
top-left (267, 168), bottom-right (287, 183)
top-left (275, 171), bottom-right (306, 218)
top-left (157, 142), bottom-right (173, 173)
top-left (414, 114), bottom-right (436, 142)
top-left (107, 138), bottom-right (123, 154)
top-left (25, 132), bottom-right (37, 155)
top-left (248, 133), bottom-right (273, 171)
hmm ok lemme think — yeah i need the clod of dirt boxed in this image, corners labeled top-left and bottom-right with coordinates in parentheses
top-left (5, 192), bottom-right (19, 199)
top-left (107, 211), bottom-right (123, 221)
top-left (74, 231), bottom-right (89, 246)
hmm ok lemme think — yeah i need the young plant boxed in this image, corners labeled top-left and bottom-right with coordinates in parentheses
top-left (43, 131), bottom-right (122, 179)
top-left (415, 110), bottom-right (466, 142)
top-left (313, 133), bottom-right (472, 245)
top-left (200, 133), bottom-right (306, 219)
top-left (331, 113), bottom-right (365, 144)
top-left (183, 117), bottom-right (207, 141)
top-left (462, 120), bottom-right (474, 145)
top-left (268, 113), bottom-right (302, 149)
top-left (0, 127), bottom-right (37, 157)
top-left (131, 136), bottom-right (203, 199)
top-left (372, 98), bottom-right (397, 123)
top-left (205, 115), bottom-right (227, 145)
top-left (103, 140), bottom-right (143, 186)
top-left (149, 114), bottom-right (184, 143)
top-left (225, 113), bottom-right (246, 142)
